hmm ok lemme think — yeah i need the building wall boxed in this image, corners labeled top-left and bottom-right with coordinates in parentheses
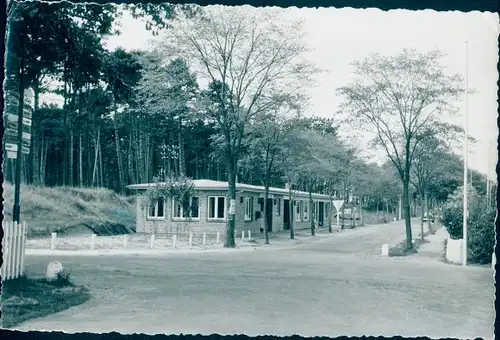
top-left (135, 190), bottom-right (328, 235)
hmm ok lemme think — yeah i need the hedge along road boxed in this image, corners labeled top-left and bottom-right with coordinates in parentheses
top-left (17, 219), bottom-right (494, 339)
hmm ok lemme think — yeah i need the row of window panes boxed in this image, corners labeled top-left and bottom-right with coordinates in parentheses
top-left (147, 196), bottom-right (226, 220)
top-left (148, 196), bottom-right (331, 222)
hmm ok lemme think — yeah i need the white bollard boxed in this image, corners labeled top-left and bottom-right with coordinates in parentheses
top-left (202, 232), bottom-right (206, 246)
top-left (91, 234), bottom-right (96, 250)
top-left (188, 232), bottom-right (193, 247)
top-left (123, 234), bottom-right (128, 248)
top-left (172, 234), bottom-right (177, 248)
top-left (248, 230), bottom-right (251, 240)
top-left (51, 232), bottom-right (57, 250)
top-left (150, 234), bottom-right (155, 249)
top-left (381, 244), bottom-right (389, 256)
top-left (241, 230), bottom-right (244, 241)
top-left (216, 231), bottom-right (220, 245)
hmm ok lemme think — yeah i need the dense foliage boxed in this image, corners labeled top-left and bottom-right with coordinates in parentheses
top-left (440, 185), bottom-right (496, 264)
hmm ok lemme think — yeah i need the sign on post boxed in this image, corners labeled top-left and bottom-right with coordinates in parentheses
top-left (3, 88), bottom-right (34, 159)
top-left (229, 199), bottom-right (236, 215)
top-left (333, 200), bottom-right (344, 229)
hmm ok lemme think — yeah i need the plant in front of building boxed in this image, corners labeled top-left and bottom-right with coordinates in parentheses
top-left (140, 173), bottom-right (195, 235)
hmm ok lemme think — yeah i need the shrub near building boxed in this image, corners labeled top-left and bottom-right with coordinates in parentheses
top-left (440, 185), bottom-right (496, 264)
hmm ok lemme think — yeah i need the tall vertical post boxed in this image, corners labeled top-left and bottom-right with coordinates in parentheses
top-left (462, 40), bottom-right (469, 267)
top-left (398, 195), bottom-right (402, 221)
top-left (487, 141), bottom-right (492, 211)
top-left (13, 35), bottom-right (26, 224)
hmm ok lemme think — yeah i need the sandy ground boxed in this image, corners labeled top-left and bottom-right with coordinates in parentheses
top-left (14, 219), bottom-right (494, 339)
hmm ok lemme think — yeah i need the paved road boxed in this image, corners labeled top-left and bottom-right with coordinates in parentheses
top-left (16, 220), bottom-right (494, 338)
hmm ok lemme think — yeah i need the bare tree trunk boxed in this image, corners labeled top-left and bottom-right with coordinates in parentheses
top-left (289, 189), bottom-right (295, 239)
top-left (79, 133), bottom-right (83, 187)
top-left (385, 199), bottom-right (389, 223)
top-left (178, 117), bottom-right (185, 176)
top-left (309, 182), bottom-right (315, 236)
top-left (264, 184), bottom-right (270, 244)
top-left (113, 103), bottom-right (124, 192)
top-left (40, 139), bottom-right (48, 183)
top-left (99, 132), bottom-right (104, 187)
top-left (425, 191), bottom-right (432, 234)
top-left (225, 151), bottom-right (237, 248)
top-left (341, 180), bottom-right (346, 229)
top-left (403, 174), bottom-right (413, 250)
top-left (128, 133), bottom-right (136, 184)
top-left (31, 79), bottom-right (40, 185)
top-left (328, 190), bottom-right (333, 233)
top-left (92, 127), bottom-right (100, 187)
top-left (69, 128), bottom-right (74, 186)
top-left (195, 154), bottom-right (199, 179)
top-left (420, 191), bottom-right (425, 240)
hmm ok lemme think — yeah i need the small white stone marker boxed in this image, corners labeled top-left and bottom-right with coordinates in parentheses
top-left (172, 234), bottom-right (177, 248)
top-left (46, 261), bottom-right (63, 281)
top-left (188, 232), bottom-right (193, 247)
top-left (202, 232), bottom-right (206, 246)
top-left (381, 244), bottom-right (389, 256)
top-left (123, 234), bottom-right (128, 248)
top-left (216, 231), bottom-right (220, 245)
top-left (150, 234), bottom-right (155, 249)
top-left (247, 230), bottom-right (251, 240)
top-left (241, 230), bottom-right (244, 241)
top-left (50, 232), bottom-right (57, 250)
top-left (91, 234), bottom-right (96, 250)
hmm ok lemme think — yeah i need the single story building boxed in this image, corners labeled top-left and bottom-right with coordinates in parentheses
top-left (127, 179), bottom-right (333, 235)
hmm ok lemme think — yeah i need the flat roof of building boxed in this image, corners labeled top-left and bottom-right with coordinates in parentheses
top-left (127, 179), bottom-right (330, 200)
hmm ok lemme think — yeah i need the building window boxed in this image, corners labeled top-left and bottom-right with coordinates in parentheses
top-left (276, 198), bottom-right (281, 216)
top-left (147, 197), bottom-right (165, 220)
top-left (172, 196), bottom-right (200, 220)
top-left (304, 200), bottom-right (309, 221)
top-left (208, 196), bottom-right (226, 220)
top-left (296, 200), bottom-right (302, 222)
top-left (245, 197), bottom-right (254, 221)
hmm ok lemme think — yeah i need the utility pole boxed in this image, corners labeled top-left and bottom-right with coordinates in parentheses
top-left (462, 41), bottom-right (469, 267)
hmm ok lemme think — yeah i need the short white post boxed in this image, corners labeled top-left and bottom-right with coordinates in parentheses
top-left (216, 231), bottom-right (220, 245)
top-left (150, 234), bottom-right (155, 249)
top-left (123, 234), bottom-right (128, 248)
top-left (188, 232), bottom-right (193, 247)
top-left (241, 230), bottom-right (244, 241)
top-left (202, 232), bottom-right (206, 246)
top-left (247, 230), bottom-right (251, 240)
top-left (381, 244), bottom-right (389, 256)
top-left (91, 234), bottom-right (97, 250)
top-left (172, 234), bottom-right (177, 248)
top-left (51, 232), bottom-right (57, 250)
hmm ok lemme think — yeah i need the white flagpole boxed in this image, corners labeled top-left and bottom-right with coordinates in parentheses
top-left (462, 41), bottom-right (469, 266)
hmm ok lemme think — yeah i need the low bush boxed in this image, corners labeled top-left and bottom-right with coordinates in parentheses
top-left (440, 185), bottom-right (496, 264)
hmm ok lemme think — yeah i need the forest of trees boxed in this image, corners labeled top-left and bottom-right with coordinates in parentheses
top-left (4, 2), bottom-right (493, 248)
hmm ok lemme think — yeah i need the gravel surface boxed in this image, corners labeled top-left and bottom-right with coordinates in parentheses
top-left (14, 219), bottom-right (494, 339)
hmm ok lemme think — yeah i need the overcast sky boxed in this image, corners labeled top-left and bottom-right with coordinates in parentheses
top-left (48, 6), bottom-right (500, 179)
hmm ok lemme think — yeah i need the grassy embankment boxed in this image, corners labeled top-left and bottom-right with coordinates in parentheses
top-left (2, 183), bottom-right (136, 237)
top-left (1, 274), bottom-right (91, 328)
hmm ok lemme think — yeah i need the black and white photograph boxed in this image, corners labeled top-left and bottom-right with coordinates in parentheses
top-left (1, 1), bottom-right (498, 339)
